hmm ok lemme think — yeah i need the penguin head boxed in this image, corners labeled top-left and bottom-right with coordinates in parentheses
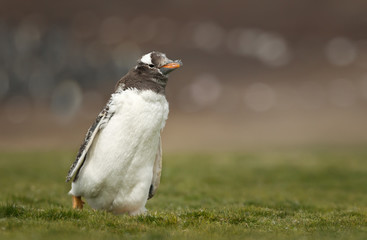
top-left (138, 51), bottom-right (182, 76)
top-left (116, 51), bottom-right (182, 93)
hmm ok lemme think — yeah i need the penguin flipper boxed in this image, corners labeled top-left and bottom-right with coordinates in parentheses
top-left (148, 134), bottom-right (163, 200)
top-left (65, 99), bottom-right (114, 182)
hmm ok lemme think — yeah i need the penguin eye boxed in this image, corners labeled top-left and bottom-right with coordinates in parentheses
top-left (148, 64), bottom-right (155, 68)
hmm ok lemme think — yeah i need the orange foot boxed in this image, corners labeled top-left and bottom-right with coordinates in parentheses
top-left (72, 196), bottom-right (85, 210)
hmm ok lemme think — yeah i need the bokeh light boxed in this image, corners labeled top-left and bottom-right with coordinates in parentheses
top-left (226, 28), bottom-right (291, 67)
top-left (189, 73), bottom-right (222, 109)
top-left (51, 80), bottom-right (82, 123)
top-left (325, 37), bottom-right (357, 66)
top-left (255, 32), bottom-right (291, 67)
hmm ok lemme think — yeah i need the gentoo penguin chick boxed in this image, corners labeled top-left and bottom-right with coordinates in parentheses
top-left (66, 51), bottom-right (182, 215)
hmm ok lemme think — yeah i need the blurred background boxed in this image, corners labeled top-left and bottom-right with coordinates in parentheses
top-left (1, 0), bottom-right (367, 152)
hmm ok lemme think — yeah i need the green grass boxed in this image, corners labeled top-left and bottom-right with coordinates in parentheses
top-left (1, 148), bottom-right (367, 239)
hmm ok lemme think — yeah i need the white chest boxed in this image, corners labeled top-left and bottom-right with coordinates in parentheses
top-left (92, 89), bottom-right (169, 168)
top-left (106, 89), bottom-right (169, 140)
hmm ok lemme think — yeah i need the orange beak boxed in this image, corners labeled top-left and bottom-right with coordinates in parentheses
top-left (160, 62), bottom-right (182, 69)
top-left (159, 60), bottom-right (182, 75)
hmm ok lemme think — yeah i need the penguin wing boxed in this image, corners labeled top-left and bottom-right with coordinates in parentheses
top-left (148, 135), bottom-right (163, 200)
top-left (65, 100), bottom-right (114, 182)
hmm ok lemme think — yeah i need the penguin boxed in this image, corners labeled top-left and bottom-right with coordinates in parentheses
top-left (66, 51), bottom-right (182, 215)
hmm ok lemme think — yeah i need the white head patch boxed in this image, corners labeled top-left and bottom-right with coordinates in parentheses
top-left (140, 53), bottom-right (153, 65)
